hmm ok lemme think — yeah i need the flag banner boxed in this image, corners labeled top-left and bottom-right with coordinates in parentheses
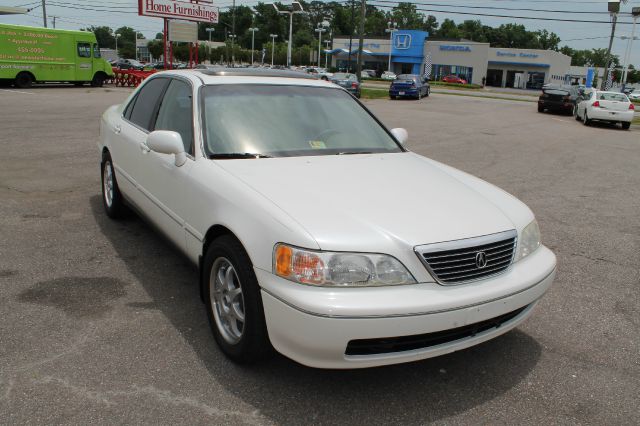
top-left (423, 52), bottom-right (432, 79)
top-left (604, 64), bottom-right (613, 90)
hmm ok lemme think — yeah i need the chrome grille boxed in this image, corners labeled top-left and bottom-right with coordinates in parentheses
top-left (415, 230), bottom-right (517, 284)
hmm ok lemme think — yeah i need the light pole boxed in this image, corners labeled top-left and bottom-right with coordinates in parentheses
top-left (273, 1), bottom-right (304, 68)
top-left (602, 0), bottom-right (622, 90)
top-left (206, 27), bottom-right (214, 63)
top-left (324, 38), bottom-right (331, 69)
top-left (385, 21), bottom-right (398, 73)
top-left (115, 33), bottom-right (121, 59)
top-left (315, 22), bottom-right (328, 67)
top-left (622, 7), bottom-right (640, 86)
top-left (270, 34), bottom-right (278, 66)
top-left (248, 27), bottom-right (258, 65)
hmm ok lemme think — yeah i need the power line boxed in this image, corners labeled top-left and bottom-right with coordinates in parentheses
top-left (373, 1), bottom-right (610, 15)
top-left (368, 1), bottom-right (637, 25)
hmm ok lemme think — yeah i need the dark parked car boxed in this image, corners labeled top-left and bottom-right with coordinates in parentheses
top-left (389, 74), bottom-right (430, 100)
top-left (537, 85), bottom-right (580, 114)
top-left (114, 59), bottom-right (144, 70)
top-left (330, 72), bottom-right (361, 98)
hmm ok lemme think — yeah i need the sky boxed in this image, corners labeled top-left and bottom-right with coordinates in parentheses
top-left (2, 0), bottom-right (639, 67)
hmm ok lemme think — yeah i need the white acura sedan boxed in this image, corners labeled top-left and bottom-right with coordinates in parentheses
top-left (99, 69), bottom-right (556, 369)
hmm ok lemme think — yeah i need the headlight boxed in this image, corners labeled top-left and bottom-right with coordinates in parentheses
top-left (516, 220), bottom-right (541, 261)
top-left (273, 244), bottom-right (416, 287)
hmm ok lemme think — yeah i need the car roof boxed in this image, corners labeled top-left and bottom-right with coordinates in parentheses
top-left (155, 69), bottom-right (338, 88)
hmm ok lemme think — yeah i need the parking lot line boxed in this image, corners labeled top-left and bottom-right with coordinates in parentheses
top-left (0, 89), bottom-right (35, 95)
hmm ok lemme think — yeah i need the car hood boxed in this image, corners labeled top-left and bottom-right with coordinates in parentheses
top-left (215, 152), bottom-right (517, 252)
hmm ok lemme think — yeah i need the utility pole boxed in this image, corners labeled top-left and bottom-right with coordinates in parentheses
top-left (270, 34), bottom-right (278, 66)
top-left (231, 0), bottom-right (236, 64)
top-left (348, 0), bottom-right (355, 71)
top-left (622, 8), bottom-right (640, 86)
top-left (602, 0), bottom-right (621, 90)
top-left (356, 0), bottom-right (365, 82)
top-left (248, 27), bottom-right (258, 64)
top-left (315, 23), bottom-right (327, 67)
top-left (324, 37), bottom-right (331, 68)
top-left (51, 16), bottom-right (57, 29)
top-left (41, 0), bottom-right (47, 28)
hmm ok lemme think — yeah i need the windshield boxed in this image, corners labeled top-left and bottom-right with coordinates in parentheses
top-left (597, 92), bottom-right (628, 102)
top-left (201, 85), bottom-right (402, 158)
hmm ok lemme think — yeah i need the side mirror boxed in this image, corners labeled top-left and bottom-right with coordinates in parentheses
top-left (146, 130), bottom-right (187, 166)
top-left (390, 128), bottom-right (408, 146)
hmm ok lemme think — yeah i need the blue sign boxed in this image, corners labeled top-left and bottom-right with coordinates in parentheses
top-left (394, 34), bottom-right (412, 50)
top-left (585, 67), bottom-right (595, 88)
top-left (439, 45), bottom-right (471, 52)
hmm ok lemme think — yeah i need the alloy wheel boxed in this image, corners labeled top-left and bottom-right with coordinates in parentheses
top-left (103, 161), bottom-right (114, 208)
top-left (210, 257), bottom-right (245, 344)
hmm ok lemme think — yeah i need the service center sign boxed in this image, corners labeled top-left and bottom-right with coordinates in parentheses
top-left (139, 0), bottom-right (218, 23)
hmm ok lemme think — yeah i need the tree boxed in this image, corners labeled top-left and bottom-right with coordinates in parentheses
top-left (147, 40), bottom-right (163, 60)
top-left (391, 3), bottom-right (424, 29)
top-left (436, 19), bottom-right (460, 39)
top-left (457, 20), bottom-right (486, 42)
top-left (537, 30), bottom-right (561, 51)
top-left (82, 26), bottom-right (115, 49)
top-left (115, 26), bottom-right (137, 58)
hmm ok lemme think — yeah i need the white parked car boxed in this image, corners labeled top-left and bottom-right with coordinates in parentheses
top-left (381, 71), bottom-right (396, 81)
top-left (99, 68), bottom-right (556, 369)
top-left (574, 90), bottom-right (635, 129)
top-left (628, 89), bottom-right (640, 101)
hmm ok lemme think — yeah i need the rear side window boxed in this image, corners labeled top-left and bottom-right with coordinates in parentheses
top-left (128, 78), bottom-right (169, 131)
top-left (93, 43), bottom-right (101, 58)
top-left (153, 79), bottom-right (194, 154)
top-left (77, 42), bottom-right (91, 58)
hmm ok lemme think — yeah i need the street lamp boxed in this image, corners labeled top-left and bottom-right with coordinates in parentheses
top-left (621, 7), bottom-right (640, 86)
top-left (273, 1), bottom-right (304, 68)
top-left (385, 21), bottom-right (398, 73)
top-left (206, 27), bottom-right (215, 62)
top-left (248, 27), bottom-right (258, 65)
top-left (115, 33), bottom-right (121, 59)
top-left (270, 34), bottom-right (278, 67)
top-left (324, 37), bottom-right (331, 69)
top-left (315, 21), bottom-right (328, 67)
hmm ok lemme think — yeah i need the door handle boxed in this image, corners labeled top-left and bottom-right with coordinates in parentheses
top-left (113, 125), bottom-right (121, 134)
top-left (139, 142), bottom-right (150, 153)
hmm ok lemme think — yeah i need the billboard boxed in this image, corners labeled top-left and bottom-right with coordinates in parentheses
top-left (139, 0), bottom-right (218, 23)
top-left (169, 20), bottom-right (197, 43)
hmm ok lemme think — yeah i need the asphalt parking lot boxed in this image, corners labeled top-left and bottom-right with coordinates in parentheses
top-left (1, 85), bottom-right (638, 424)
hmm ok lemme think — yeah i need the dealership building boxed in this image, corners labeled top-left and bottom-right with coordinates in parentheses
top-left (328, 30), bottom-right (571, 88)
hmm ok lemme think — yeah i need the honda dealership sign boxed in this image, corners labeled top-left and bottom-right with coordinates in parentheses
top-left (139, 0), bottom-right (218, 23)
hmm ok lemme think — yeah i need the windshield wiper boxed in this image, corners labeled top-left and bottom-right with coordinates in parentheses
top-left (336, 151), bottom-right (374, 155)
top-left (209, 153), bottom-right (273, 159)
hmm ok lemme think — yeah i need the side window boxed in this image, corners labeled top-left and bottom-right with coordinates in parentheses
top-left (123, 94), bottom-right (138, 120)
top-left (128, 78), bottom-right (170, 131)
top-left (93, 43), bottom-right (101, 58)
top-left (154, 79), bottom-right (194, 155)
top-left (77, 42), bottom-right (91, 58)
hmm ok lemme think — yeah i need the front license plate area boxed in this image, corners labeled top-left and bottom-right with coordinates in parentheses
top-left (399, 91), bottom-right (405, 95)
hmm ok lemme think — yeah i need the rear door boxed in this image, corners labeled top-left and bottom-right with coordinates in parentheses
top-left (75, 40), bottom-right (93, 81)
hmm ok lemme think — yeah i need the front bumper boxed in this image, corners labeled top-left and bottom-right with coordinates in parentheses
top-left (257, 245), bottom-right (556, 369)
top-left (588, 108), bottom-right (634, 122)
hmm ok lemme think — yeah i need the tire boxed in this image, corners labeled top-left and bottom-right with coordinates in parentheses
top-left (14, 72), bottom-right (33, 89)
top-left (390, 95), bottom-right (396, 100)
top-left (73, 82), bottom-right (85, 87)
top-left (425, 87), bottom-right (430, 97)
top-left (583, 111), bottom-right (591, 126)
top-left (537, 105), bottom-right (544, 113)
top-left (621, 122), bottom-right (631, 130)
top-left (417, 91), bottom-right (422, 100)
top-left (91, 73), bottom-right (105, 87)
top-left (204, 235), bottom-right (271, 364)
top-left (101, 152), bottom-right (126, 219)
top-left (574, 105), bottom-right (581, 121)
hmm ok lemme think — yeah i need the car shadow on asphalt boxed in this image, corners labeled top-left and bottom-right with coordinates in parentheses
top-left (90, 195), bottom-right (542, 424)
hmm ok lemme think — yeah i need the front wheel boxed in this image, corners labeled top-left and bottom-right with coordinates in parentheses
top-left (204, 235), bottom-right (271, 363)
top-left (537, 105), bottom-right (544, 113)
top-left (389, 95), bottom-right (396, 100)
top-left (91, 73), bottom-right (105, 87)
top-left (583, 111), bottom-right (591, 126)
top-left (574, 105), bottom-right (581, 121)
top-left (425, 88), bottom-right (430, 97)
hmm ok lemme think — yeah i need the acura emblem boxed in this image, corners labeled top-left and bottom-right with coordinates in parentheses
top-left (475, 251), bottom-right (487, 269)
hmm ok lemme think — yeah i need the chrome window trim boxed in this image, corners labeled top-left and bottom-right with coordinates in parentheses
top-left (414, 229), bottom-right (518, 286)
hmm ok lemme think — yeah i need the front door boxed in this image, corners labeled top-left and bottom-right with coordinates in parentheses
top-left (75, 41), bottom-right (93, 82)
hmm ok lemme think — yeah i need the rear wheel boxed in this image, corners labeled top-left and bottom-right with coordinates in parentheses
top-left (621, 122), bottom-right (631, 130)
top-left (425, 87), bottom-right (430, 97)
top-left (417, 91), bottom-right (422, 100)
top-left (14, 72), bottom-right (33, 89)
top-left (574, 105), bottom-right (581, 121)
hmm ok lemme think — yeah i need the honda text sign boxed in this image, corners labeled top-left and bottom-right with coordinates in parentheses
top-left (139, 0), bottom-right (219, 23)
